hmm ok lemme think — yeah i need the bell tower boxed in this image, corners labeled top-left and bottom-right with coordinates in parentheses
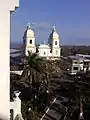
top-left (48, 26), bottom-right (61, 58)
top-left (23, 23), bottom-right (36, 56)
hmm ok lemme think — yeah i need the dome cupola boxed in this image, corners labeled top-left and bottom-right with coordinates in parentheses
top-left (49, 26), bottom-right (59, 40)
top-left (24, 23), bottom-right (35, 38)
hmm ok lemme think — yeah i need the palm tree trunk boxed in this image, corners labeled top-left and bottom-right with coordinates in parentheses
top-left (29, 68), bottom-right (32, 85)
top-left (79, 97), bottom-right (84, 120)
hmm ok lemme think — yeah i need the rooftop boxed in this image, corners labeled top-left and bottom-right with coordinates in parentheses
top-left (76, 54), bottom-right (90, 59)
top-left (10, 49), bottom-right (21, 54)
top-left (39, 44), bottom-right (50, 49)
top-left (68, 54), bottom-right (90, 61)
top-left (68, 56), bottom-right (84, 61)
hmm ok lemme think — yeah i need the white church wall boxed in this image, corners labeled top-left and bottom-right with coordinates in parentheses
top-left (52, 48), bottom-right (61, 57)
top-left (38, 47), bottom-right (52, 58)
top-left (52, 40), bottom-right (60, 48)
top-left (0, 0), bottom-right (19, 119)
top-left (26, 37), bottom-right (35, 47)
top-left (26, 47), bottom-right (36, 56)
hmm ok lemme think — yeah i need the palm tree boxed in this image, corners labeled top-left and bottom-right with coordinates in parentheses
top-left (21, 51), bottom-right (43, 86)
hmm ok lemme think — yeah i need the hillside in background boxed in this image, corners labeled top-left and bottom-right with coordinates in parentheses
top-left (61, 45), bottom-right (90, 56)
top-left (10, 42), bottom-right (90, 56)
top-left (10, 42), bottom-right (22, 49)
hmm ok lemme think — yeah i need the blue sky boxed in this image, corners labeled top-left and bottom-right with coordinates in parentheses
top-left (11, 0), bottom-right (90, 45)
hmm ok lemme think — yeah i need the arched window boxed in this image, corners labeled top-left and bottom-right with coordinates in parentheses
top-left (55, 41), bottom-right (57, 45)
top-left (30, 40), bottom-right (32, 44)
top-left (43, 51), bottom-right (46, 55)
top-left (56, 50), bottom-right (58, 55)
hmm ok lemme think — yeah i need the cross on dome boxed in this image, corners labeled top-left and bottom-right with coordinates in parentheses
top-left (44, 41), bottom-right (46, 44)
top-left (52, 25), bottom-right (56, 32)
top-left (27, 23), bottom-right (31, 29)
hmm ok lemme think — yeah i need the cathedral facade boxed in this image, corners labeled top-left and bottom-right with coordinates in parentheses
top-left (23, 24), bottom-right (61, 60)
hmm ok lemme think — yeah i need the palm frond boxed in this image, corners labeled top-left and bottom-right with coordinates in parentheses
top-left (21, 65), bottom-right (29, 77)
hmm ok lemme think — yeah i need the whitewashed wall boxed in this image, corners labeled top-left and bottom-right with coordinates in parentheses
top-left (0, 0), bottom-right (19, 119)
top-left (10, 70), bottom-right (23, 75)
top-left (10, 91), bottom-right (21, 120)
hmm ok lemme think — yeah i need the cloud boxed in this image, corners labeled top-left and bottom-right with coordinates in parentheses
top-left (11, 20), bottom-right (90, 45)
top-left (31, 22), bottom-right (53, 31)
top-left (31, 22), bottom-right (53, 44)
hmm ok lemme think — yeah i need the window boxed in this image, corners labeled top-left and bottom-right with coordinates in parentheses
top-left (43, 51), bottom-right (46, 55)
top-left (73, 67), bottom-right (78, 70)
top-left (30, 40), bottom-right (32, 44)
top-left (56, 50), bottom-right (58, 55)
top-left (10, 109), bottom-right (14, 120)
top-left (50, 50), bottom-right (52, 53)
top-left (55, 41), bottom-right (57, 45)
top-left (84, 62), bottom-right (89, 65)
top-left (74, 62), bottom-right (78, 64)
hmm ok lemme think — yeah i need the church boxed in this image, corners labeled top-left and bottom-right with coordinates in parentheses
top-left (23, 24), bottom-right (61, 60)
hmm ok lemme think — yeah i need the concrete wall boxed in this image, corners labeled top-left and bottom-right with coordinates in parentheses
top-left (0, 0), bottom-right (19, 119)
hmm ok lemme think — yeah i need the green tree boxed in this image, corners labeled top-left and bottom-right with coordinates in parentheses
top-left (21, 51), bottom-right (43, 87)
top-left (10, 73), bottom-right (21, 100)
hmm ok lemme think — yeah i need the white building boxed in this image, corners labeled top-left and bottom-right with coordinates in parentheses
top-left (38, 44), bottom-right (52, 59)
top-left (10, 91), bottom-right (22, 120)
top-left (23, 24), bottom-right (61, 60)
top-left (67, 56), bottom-right (84, 75)
top-left (65, 55), bottom-right (90, 75)
top-left (0, 0), bottom-right (20, 119)
top-left (23, 24), bottom-right (36, 56)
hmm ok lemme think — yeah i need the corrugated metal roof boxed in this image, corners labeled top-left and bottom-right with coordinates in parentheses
top-left (10, 49), bottom-right (21, 54)
top-left (68, 55), bottom-right (90, 61)
top-left (68, 56), bottom-right (84, 60)
top-left (10, 48), bottom-right (23, 58)
top-left (10, 53), bottom-right (22, 57)
top-left (76, 54), bottom-right (90, 58)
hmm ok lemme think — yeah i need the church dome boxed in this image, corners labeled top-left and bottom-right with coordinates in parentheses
top-left (39, 44), bottom-right (50, 49)
top-left (24, 24), bottom-right (35, 38)
top-left (49, 26), bottom-right (59, 40)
